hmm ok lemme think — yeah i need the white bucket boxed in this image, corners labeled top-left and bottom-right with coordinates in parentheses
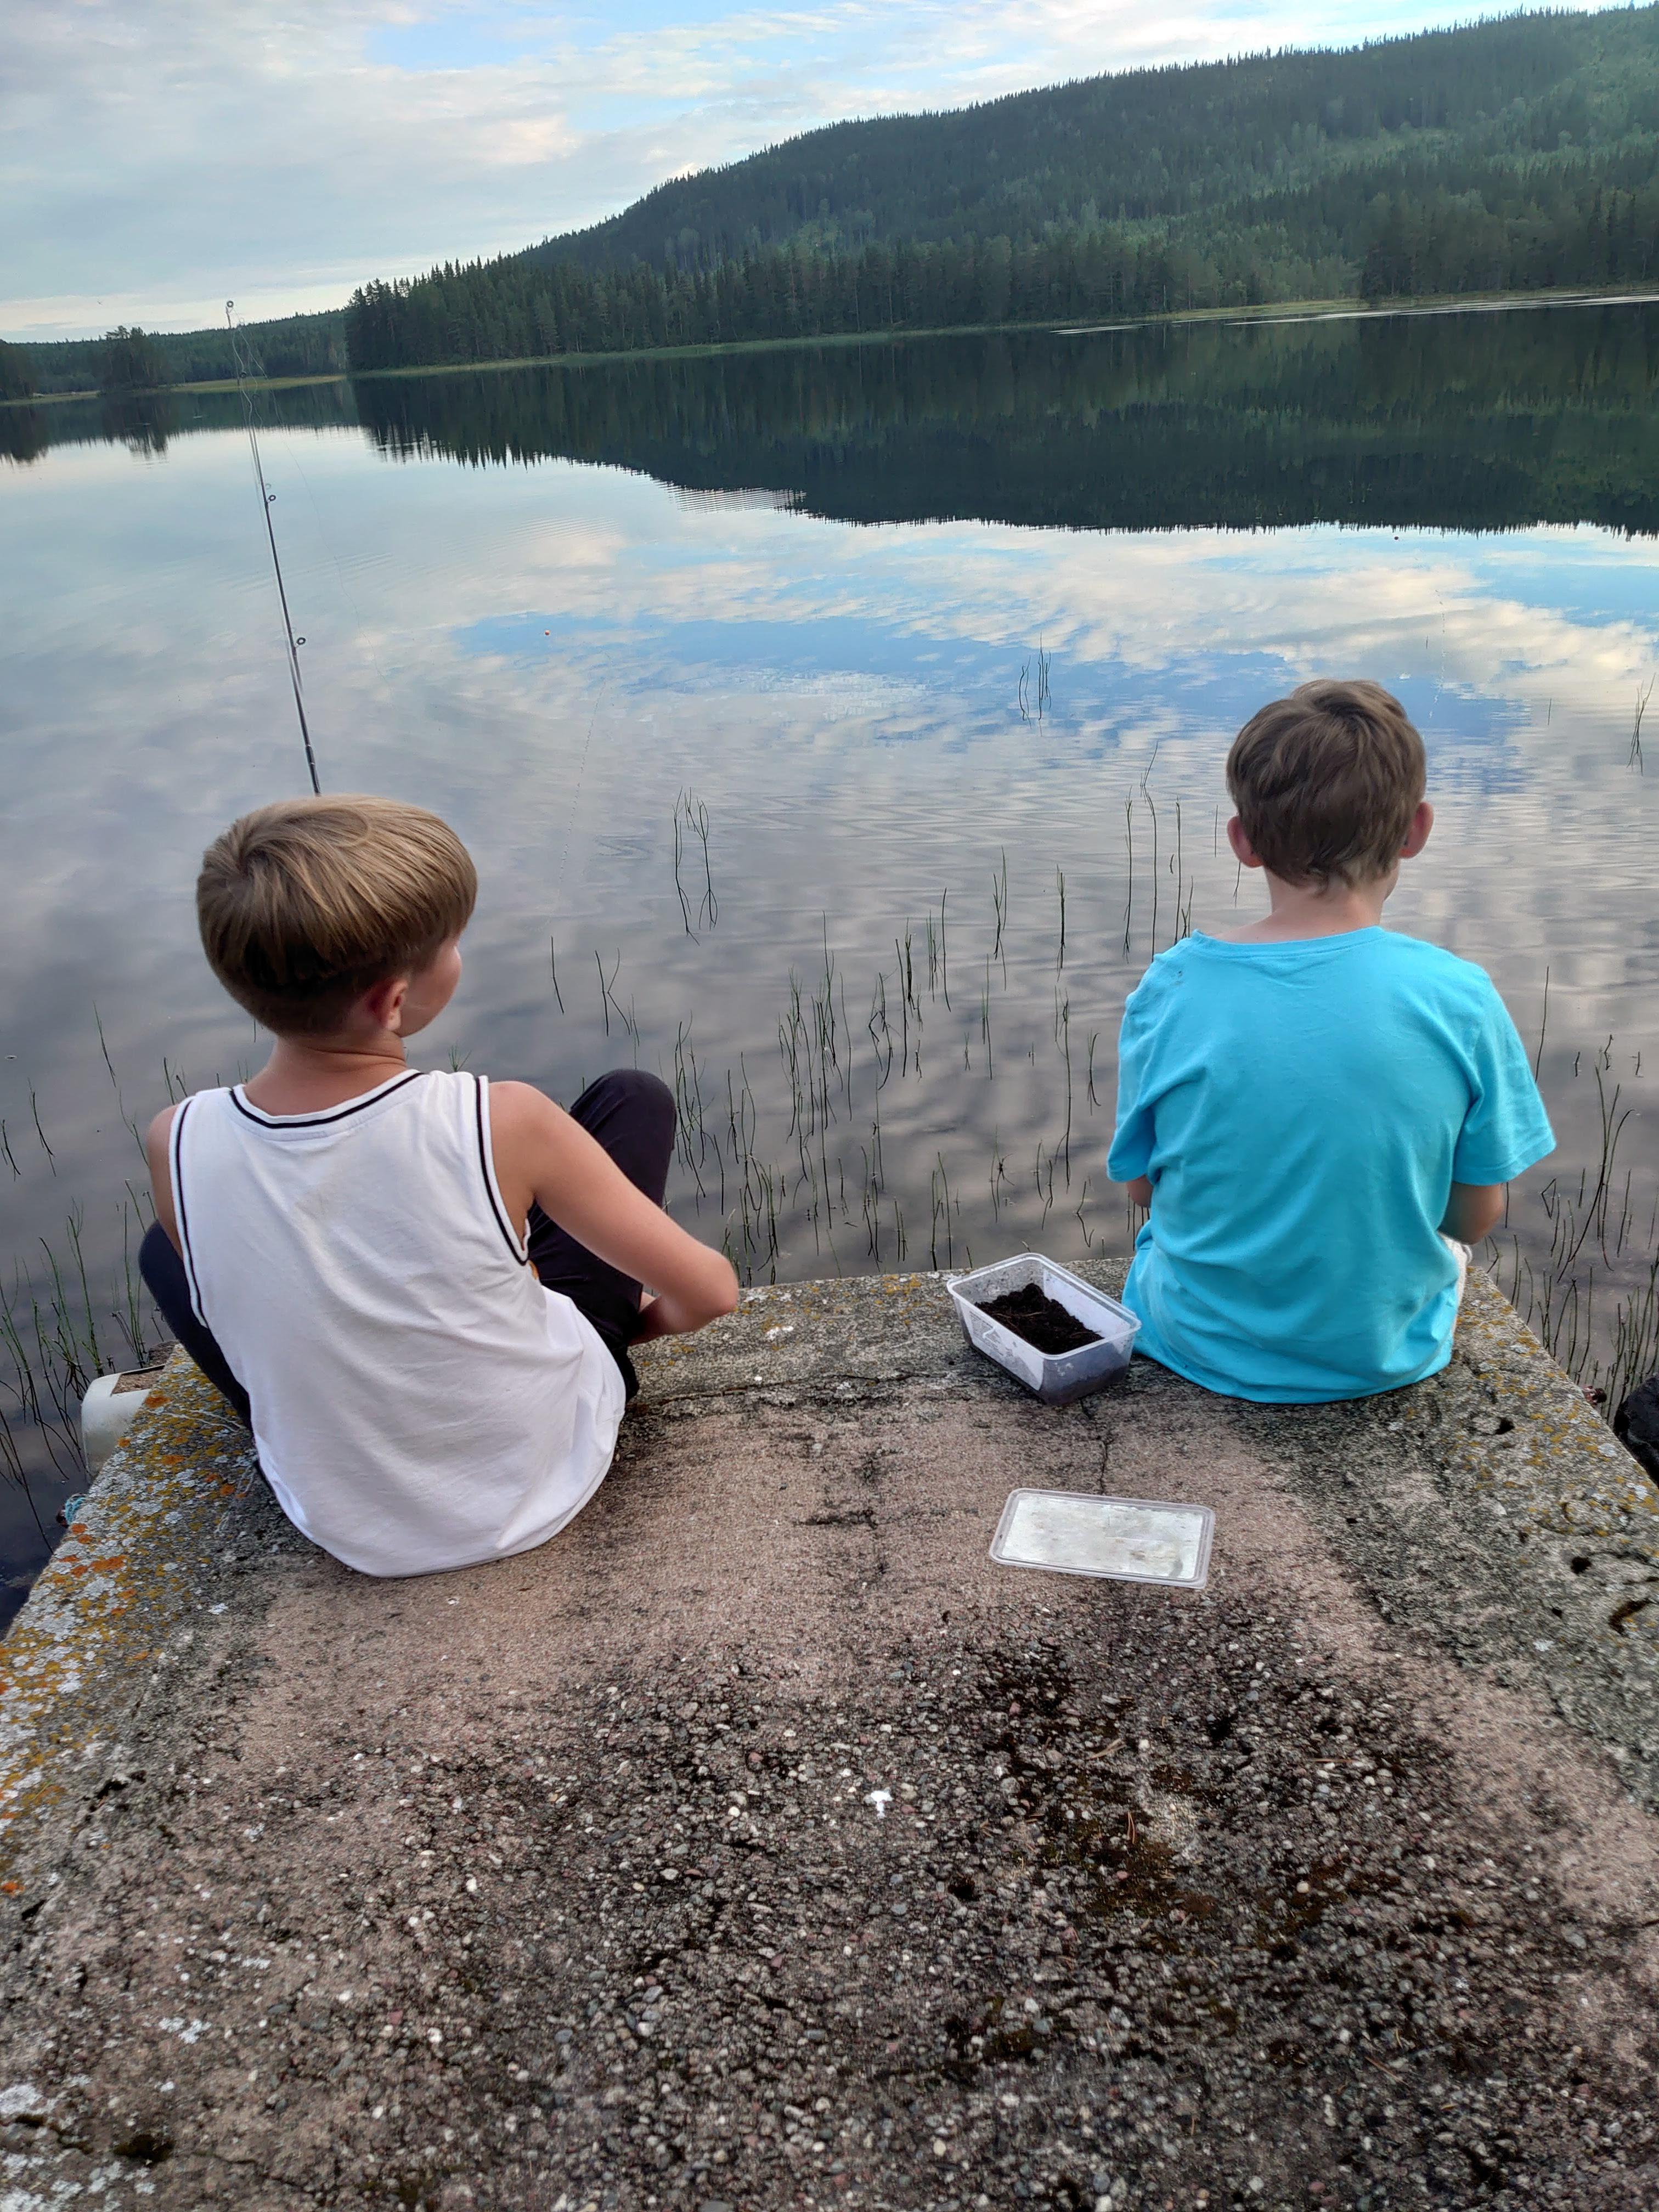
top-left (80, 1368), bottom-right (163, 1475)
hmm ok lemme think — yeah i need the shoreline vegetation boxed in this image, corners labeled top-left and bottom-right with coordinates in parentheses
top-left (4, 281), bottom-right (1658, 410)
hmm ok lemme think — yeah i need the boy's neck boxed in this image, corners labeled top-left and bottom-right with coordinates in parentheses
top-left (1216, 865), bottom-right (1397, 944)
top-left (241, 1029), bottom-right (409, 1115)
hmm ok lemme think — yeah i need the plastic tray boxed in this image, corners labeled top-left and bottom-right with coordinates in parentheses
top-left (947, 1253), bottom-right (1140, 1405)
top-left (990, 1489), bottom-right (1214, 1590)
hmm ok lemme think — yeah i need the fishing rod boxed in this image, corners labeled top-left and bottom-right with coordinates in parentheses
top-left (226, 300), bottom-right (321, 795)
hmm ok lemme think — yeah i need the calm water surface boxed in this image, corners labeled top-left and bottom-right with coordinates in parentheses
top-left (2, 304), bottom-right (1656, 1620)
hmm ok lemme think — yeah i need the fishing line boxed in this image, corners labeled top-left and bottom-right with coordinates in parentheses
top-left (279, 438), bottom-right (398, 704)
top-left (227, 301), bottom-right (321, 794)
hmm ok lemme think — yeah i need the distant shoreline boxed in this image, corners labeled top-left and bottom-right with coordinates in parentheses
top-left (6, 283), bottom-right (1656, 410)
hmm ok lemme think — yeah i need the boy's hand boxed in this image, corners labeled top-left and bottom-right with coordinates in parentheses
top-left (1125, 1176), bottom-right (1153, 1210)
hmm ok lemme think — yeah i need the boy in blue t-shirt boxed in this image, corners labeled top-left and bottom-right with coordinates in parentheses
top-left (1108, 679), bottom-right (1554, 1403)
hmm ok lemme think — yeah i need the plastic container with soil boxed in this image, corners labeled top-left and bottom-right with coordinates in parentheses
top-left (947, 1254), bottom-right (1139, 1405)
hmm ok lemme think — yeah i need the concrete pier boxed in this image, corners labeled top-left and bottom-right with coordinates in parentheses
top-left (2, 1266), bottom-right (1657, 2209)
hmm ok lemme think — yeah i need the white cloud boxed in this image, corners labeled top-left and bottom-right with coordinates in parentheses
top-left (1, 0), bottom-right (1617, 340)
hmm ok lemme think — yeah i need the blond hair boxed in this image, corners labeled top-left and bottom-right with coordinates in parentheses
top-left (197, 795), bottom-right (477, 1035)
top-left (1226, 680), bottom-right (1426, 889)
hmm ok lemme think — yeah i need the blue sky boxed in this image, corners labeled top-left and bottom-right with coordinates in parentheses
top-left (1, 1), bottom-right (1616, 343)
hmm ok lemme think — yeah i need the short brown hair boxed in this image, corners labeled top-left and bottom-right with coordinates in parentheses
top-left (1226, 680), bottom-right (1426, 889)
top-left (198, 795), bottom-right (477, 1035)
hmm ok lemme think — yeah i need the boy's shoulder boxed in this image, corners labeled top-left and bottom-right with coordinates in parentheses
top-left (1357, 928), bottom-right (1503, 1012)
top-left (1128, 928), bottom-right (1502, 1019)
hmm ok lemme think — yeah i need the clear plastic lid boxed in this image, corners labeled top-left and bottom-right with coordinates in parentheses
top-left (990, 1488), bottom-right (1214, 1589)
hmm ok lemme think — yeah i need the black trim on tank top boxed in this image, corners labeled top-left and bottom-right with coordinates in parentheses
top-left (231, 1070), bottom-right (431, 1132)
top-left (474, 1074), bottom-right (529, 1265)
top-left (228, 1069), bottom-right (427, 1128)
top-left (170, 1095), bottom-right (205, 1321)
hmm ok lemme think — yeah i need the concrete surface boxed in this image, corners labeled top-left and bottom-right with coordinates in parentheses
top-left (2, 1265), bottom-right (1657, 2211)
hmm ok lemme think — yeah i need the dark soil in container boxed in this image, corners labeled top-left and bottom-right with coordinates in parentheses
top-left (979, 1283), bottom-right (1101, 1356)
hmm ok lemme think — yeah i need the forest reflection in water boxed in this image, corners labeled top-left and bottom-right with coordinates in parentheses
top-left (10, 298), bottom-right (1659, 533)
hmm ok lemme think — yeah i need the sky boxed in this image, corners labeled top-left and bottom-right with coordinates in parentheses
top-left (2, 0), bottom-right (1616, 343)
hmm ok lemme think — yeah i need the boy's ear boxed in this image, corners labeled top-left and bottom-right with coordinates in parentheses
top-left (362, 973), bottom-right (410, 1033)
top-left (1400, 800), bottom-right (1434, 861)
top-left (1225, 815), bottom-right (1263, 870)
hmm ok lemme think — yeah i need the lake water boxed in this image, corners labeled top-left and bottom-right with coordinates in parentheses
top-left (3, 301), bottom-right (1656, 1624)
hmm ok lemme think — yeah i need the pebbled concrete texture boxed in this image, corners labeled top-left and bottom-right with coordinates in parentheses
top-left (0, 1266), bottom-right (1655, 2210)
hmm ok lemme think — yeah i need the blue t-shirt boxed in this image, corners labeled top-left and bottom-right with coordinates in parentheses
top-left (1107, 928), bottom-right (1554, 1403)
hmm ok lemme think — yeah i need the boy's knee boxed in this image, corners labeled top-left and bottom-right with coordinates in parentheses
top-left (581, 1067), bottom-right (676, 1131)
top-left (620, 1068), bottom-right (676, 1133)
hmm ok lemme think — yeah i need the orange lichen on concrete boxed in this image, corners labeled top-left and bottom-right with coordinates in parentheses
top-left (0, 1351), bottom-right (259, 1882)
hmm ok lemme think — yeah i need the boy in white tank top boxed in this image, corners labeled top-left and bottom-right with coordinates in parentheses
top-left (138, 795), bottom-right (738, 1579)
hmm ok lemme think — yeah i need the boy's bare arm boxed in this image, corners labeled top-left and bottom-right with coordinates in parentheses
top-left (1440, 1181), bottom-right (1505, 1244)
top-left (144, 1105), bottom-right (183, 1254)
top-left (489, 1082), bottom-right (738, 1335)
top-left (1124, 1176), bottom-right (1154, 1209)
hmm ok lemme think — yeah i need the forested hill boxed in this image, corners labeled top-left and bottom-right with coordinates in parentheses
top-left (347, 4), bottom-right (1659, 370)
top-left (541, 4), bottom-right (1659, 274)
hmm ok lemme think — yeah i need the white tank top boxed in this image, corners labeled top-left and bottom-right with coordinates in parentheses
top-left (169, 1069), bottom-right (624, 1577)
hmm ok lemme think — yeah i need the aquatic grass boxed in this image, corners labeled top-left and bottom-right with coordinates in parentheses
top-left (929, 1153), bottom-right (962, 1273)
top-left (1033, 1139), bottom-right (1057, 1232)
top-left (672, 789), bottom-right (718, 935)
top-left (1, 757), bottom-right (1651, 1581)
top-left (673, 807), bottom-right (695, 936)
top-left (0, 1054), bottom-right (206, 1534)
top-left (1494, 1228), bottom-right (1659, 1415)
top-left (989, 1130), bottom-right (1009, 1222)
top-left (866, 970), bottom-right (894, 1087)
top-left (2, 1190), bottom-right (163, 1500)
top-left (1532, 966), bottom-right (1550, 1080)
top-left (925, 896), bottom-right (950, 1010)
top-left (595, 950), bottom-right (640, 1052)
top-left (1075, 1178), bottom-right (1094, 1249)
top-left (672, 1022), bottom-right (716, 1201)
top-left (1017, 637), bottom-right (1052, 723)
top-left (1122, 798), bottom-right (1135, 954)
top-left (1054, 984), bottom-right (1074, 1183)
top-left (1486, 1045), bottom-right (1657, 1410)
top-left (30, 1090), bottom-right (55, 1170)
